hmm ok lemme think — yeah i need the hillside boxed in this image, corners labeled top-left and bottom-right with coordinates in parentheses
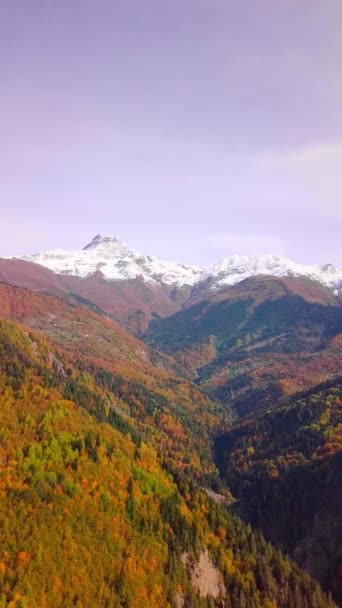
top-left (0, 282), bottom-right (226, 475)
top-left (214, 380), bottom-right (342, 605)
top-left (145, 276), bottom-right (342, 415)
top-left (0, 258), bottom-right (180, 333)
top-left (0, 311), bottom-right (335, 606)
top-left (3, 235), bottom-right (342, 334)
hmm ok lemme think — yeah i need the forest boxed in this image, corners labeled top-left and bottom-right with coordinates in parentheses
top-left (0, 312), bottom-right (337, 607)
top-left (215, 381), bottom-right (342, 604)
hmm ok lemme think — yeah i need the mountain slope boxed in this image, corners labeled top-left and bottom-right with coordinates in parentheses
top-left (2, 236), bottom-right (341, 335)
top-left (0, 282), bottom-right (230, 476)
top-left (214, 379), bottom-right (342, 605)
top-left (0, 309), bottom-right (335, 606)
top-left (145, 276), bottom-right (342, 414)
top-left (0, 257), bottom-right (180, 333)
top-left (0, 258), bottom-right (69, 293)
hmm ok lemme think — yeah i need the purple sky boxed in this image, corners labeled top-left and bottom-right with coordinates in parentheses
top-left (1, 1), bottom-right (342, 266)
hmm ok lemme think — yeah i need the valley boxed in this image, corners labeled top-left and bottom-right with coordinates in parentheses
top-left (0, 235), bottom-right (341, 607)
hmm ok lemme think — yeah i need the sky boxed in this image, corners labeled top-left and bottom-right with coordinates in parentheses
top-left (1, 0), bottom-right (342, 267)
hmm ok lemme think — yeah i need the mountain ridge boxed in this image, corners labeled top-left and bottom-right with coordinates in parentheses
top-left (21, 234), bottom-right (204, 288)
top-left (17, 234), bottom-right (342, 293)
top-left (145, 275), bottom-right (342, 414)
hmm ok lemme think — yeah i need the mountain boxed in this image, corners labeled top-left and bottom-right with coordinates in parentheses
top-left (198, 255), bottom-right (342, 294)
top-left (0, 234), bottom-right (341, 606)
top-left (145, 276), bottom-right (342, 415)
top-left (0, 282), bottom-right (228, 474)
top-left (21, 235), bottom-right (342, 294)
top-left (214, 379), bottom-right (342, 604)
top-left (0, 286), bottom-right (335, 607)
top-left (23, 234), bottom-right (204, 289)
top-left (4, 240), bottom-right (341, 414)
top-left (1, 234), bottom-right (340, 335)
top-left (144, 272), bottom-right (342, 605)
top-left (0, 256), bottom-right (181, 333)
top-left (1, 235), bottom-right (207, 332)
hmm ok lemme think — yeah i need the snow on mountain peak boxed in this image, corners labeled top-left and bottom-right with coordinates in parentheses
top-left (202, 254), bottom-right (342, 291)
top-left (19, 237), bottom-right (342, 293)
top-left (83, 234), bottom-right (129, 251)
top-left (22, 235), bottom-right (203, 287)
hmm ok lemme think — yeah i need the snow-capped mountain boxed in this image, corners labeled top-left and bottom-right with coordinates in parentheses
top-left (21, 235), bottom-right (342, 293)
top-left (23, 234), bottom-right (204, 288)
top-left (203, 254), bottom-right (342, 292)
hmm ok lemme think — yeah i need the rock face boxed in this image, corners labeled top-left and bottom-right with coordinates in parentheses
top-left (182, 550), bottom-right (226, 600)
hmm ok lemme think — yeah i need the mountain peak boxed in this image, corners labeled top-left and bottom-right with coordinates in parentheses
top-left (19, 239), bottom-right (342, 293)
top-left (21, 234), bottom-right (203, 287)
top-left (83, 234), bottom-right (122, 250)
top-left (202, 253), bottom-right (342, 291)
top-left (321, 263), bottom-right (337, 273)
